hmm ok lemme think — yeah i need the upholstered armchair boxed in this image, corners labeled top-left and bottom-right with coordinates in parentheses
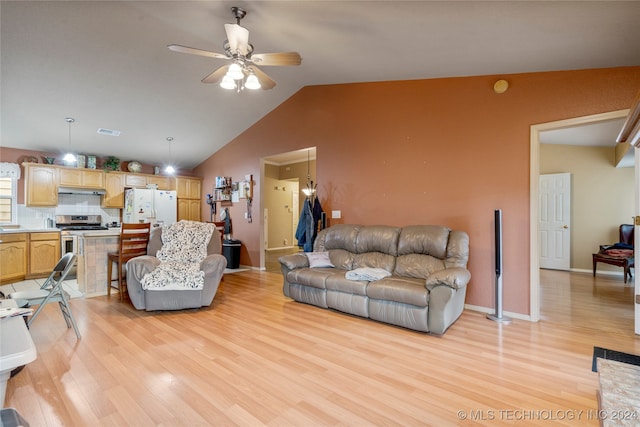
top-left (592, 224), bottom-right (634, 283)
top-left (126, 221), bottom-right (227, 311)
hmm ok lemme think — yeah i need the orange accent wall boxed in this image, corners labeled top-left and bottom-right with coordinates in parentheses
top-left (195, 67), bottom-right (640, 316)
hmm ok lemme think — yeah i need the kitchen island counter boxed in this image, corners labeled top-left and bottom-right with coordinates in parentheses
top-left (77, 232), bottom-right (119, 297)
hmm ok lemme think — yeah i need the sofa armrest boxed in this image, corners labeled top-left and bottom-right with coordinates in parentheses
top-left (126, 256), bottom-right (161, 310)
top-left (279, 253), bottom-right (309, 270)
top-left (200, 254), bottom-right (227, 306)
top-left (425, 267), bottom-right (471, 291)
top-left (201, 254), bottom-right (227, 276)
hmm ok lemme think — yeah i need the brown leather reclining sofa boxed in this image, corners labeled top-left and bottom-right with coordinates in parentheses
top-left (279, 224), bottom-right (470, 334)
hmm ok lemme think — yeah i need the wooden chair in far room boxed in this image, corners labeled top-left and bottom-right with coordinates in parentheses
top-left (9, 252), bottom-right (81, 339)
top-left (107, 222), bottom-right (151, 300)
top-left (593, 224), bottom-right (635, 284)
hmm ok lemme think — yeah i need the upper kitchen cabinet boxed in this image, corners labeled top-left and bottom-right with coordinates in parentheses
top-left (125, 173), bottom-right (174, 190)
top-left (124, 173), bottom-right (147, 188)
top-left (176, 177), bottom-right (201, 199)
top-left (146, 175), bottom-right (174, 190)
top-left (103, 172), bottom-right (126, 208)
top-left (24, 163), bottom-right (58, 206)
top-left (59, 167), bottom-right (104, 188)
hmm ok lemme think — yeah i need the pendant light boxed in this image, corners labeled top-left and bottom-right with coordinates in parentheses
top-left (63, 118), bottom-right (76, 163)
top-left (165, 137), bottom-right (175, 174)
top-left (301, 148), bottom-right (317, 202)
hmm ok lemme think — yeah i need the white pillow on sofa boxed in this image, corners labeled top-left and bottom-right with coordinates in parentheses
top-left (305, 252), bottom-right (334, 268)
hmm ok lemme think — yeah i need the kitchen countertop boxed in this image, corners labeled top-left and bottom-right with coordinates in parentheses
top-left (0, 227), bottom-right (61, 234)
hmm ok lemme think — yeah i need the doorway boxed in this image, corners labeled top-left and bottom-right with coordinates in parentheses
top-left (530, 109), bottom-right (631, 322)
top-left (260, 147), bottom-right (316, 271)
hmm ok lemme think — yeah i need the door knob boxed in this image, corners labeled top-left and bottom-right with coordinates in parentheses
top-left (563, 225), bottom-right (569, 229)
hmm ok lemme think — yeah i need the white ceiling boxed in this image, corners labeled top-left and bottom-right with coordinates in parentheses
top-left (2, 1), bottom-right (639, 170)
top-left (539, 117), bottom-right (634, 167)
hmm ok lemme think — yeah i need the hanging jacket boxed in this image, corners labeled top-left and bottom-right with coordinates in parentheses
top-left (295, 198), bottom-right (323, 252)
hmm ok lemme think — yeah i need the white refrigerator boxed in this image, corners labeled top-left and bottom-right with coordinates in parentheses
top-left (123, 188), bottom-right (177, 226)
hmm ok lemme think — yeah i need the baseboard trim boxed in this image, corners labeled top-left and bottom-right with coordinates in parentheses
top-left (464, 304), bottom-right (532, 322)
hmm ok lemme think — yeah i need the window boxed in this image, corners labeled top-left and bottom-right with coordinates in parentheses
top-left (0, 177), bottom-right (17, 225)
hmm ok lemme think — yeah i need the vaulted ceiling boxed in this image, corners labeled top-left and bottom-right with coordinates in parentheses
top-left (2, 1), bottom-right (639, 170)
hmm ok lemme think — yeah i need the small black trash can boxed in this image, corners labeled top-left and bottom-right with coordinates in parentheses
top-left (222, 239), bottom-right (241, 269)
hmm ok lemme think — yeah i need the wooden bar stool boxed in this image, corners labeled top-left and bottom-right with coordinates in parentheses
top-left (107, 223), bottom-right (151, 300)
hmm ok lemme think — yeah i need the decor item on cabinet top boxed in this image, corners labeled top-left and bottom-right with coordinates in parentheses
top-left (103, 156), bottom-right (120, 171)
top-left (87, 155), bottom-right (96, 169)
top-left (127, 161), bottom-right (142, 173)
top-left (43, 156), bottom-right (55, 165)
top-left (76, 154), bottom-right (86, 168)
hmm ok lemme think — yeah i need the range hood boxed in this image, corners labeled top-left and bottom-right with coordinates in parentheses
top-left (58, 186), bottom-right (106, 196)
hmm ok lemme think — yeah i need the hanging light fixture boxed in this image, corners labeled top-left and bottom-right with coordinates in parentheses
top-left (219, 63), bottom-right (261, 91)
top-left (165, 137), bottom-right (175, 174)
top-left (244, 71), bottom-right (261, 90)
top-left (63, 118), bottom-right (76, 163)
top-left (301, 148), bottom-right (317, 200)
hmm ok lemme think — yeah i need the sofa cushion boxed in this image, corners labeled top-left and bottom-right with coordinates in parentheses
top-left (366, 276), bottom-right (429, 307)
top-left (395, 253), bottom-right (446, 279)
top-left (286, 268), bottom-right (336, 289)
top-left (398, 225), bottom-right (450, 258)
top-left (355, 225), bottom-right (400, 255)
top-left (325, 274), bottom-right (369, 295)
top-left (322, 224), bottom-right (360, 252)
top-left (353, 252), bottom-right (396, 271)
top-left (326, 249), bottom-right (355, 270)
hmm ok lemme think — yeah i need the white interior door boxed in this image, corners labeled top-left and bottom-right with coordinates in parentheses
top-left (539, 173), bottom-right (571, 270)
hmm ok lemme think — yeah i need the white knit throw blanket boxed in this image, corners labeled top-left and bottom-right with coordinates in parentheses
top-left (141, 221), bottom-right (215, 291)
top-left (345, 267), bottom-right (391, 281)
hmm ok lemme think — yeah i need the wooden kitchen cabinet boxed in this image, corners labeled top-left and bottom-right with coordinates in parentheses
top-left (176, 177), bottom-right (201, 199)
top-left (178, 198), bottom-right (201, 221)
top-left (24, 163), bottom-right (58, 206)
top-left (124, 174), bottom-right (147, 188)
top-left (176, 177), bottom-right (202, 221)
top-left (59, 168), bottom-right (104, 188)
top-left (146, 175), bottom-right (173, 190)
top-left (0, 233), bottom-right (28, 284)
top-left (103, 172), bottom-right (125, 208)
top-left (28, 232), bottom-right (60, 277)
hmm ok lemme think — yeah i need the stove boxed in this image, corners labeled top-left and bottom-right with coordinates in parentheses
top-left (55, 215), bottom-right (108, 231)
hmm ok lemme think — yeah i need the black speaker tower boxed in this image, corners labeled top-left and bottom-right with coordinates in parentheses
top-left (487, 209), bottom-right (512, 324)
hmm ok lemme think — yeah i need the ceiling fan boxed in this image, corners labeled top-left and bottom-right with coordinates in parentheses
top-left (168, 6), bottom-right (302, 91)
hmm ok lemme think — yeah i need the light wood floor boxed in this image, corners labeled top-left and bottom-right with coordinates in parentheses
top-left (5, 269), bottom-right (640, 426)
top-left (265, 247), bottom-right (300, 273)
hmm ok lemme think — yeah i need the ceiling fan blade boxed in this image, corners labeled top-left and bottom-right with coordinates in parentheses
top-left (224, 23), bottom-right (250, 56)
top-left (201, 65), bottom-right (230, 84)
top-left (168, 44), bottom-right (228, 60)
top-left (251, 52), bottom-right (302, 66)
top-left (248, 66), bottom-right (276, 90)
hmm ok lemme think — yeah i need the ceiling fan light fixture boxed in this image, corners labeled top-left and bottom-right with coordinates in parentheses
top-left (220, 74), bottom-right (236, 90)
top-left (227, 62), bottom-right (244, 80)
top-left (245, 73), bottom-right (261, 90)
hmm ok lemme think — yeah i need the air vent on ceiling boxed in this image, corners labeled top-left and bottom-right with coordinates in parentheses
top-left (97, 128), bottom-right (121, 136)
